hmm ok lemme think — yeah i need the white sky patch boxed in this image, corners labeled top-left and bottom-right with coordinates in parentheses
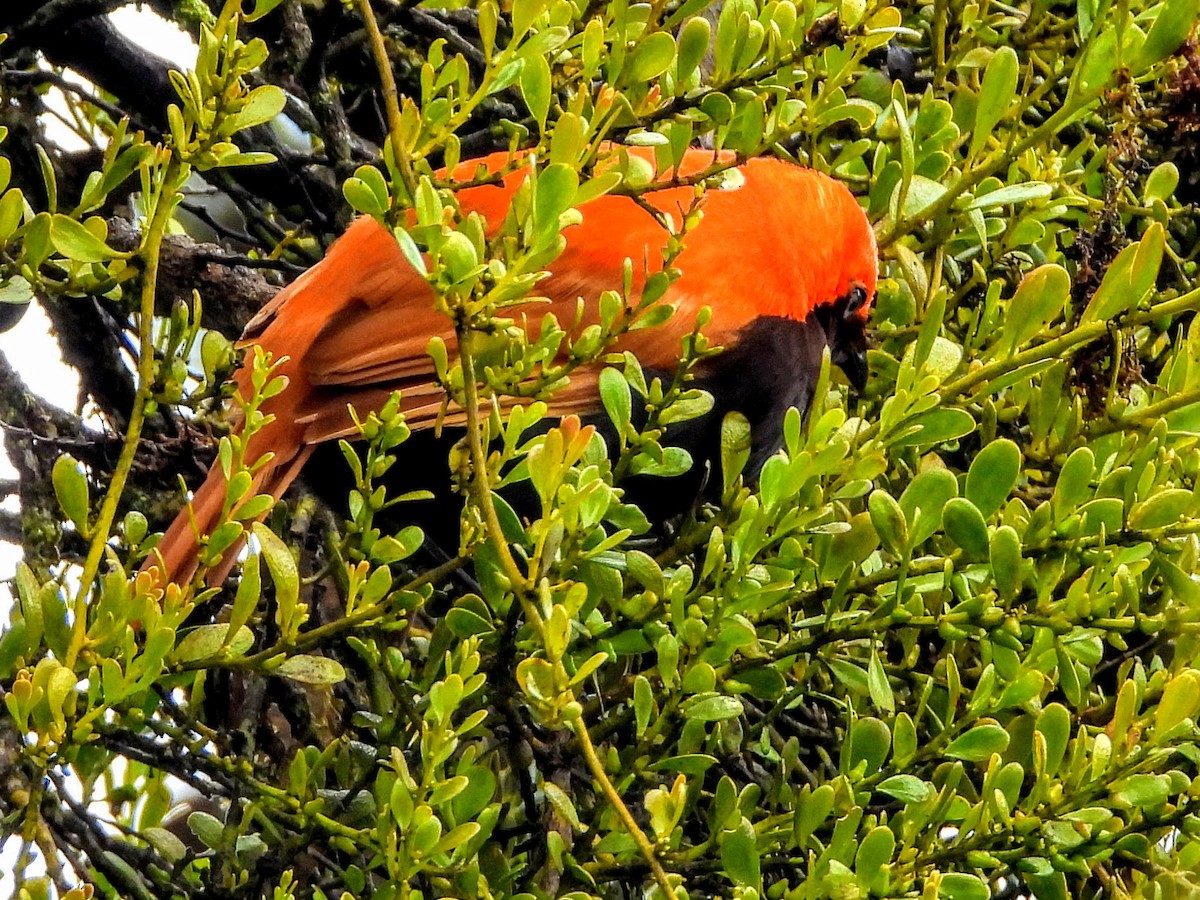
top-left (108, 6), bottom-right (199, 72)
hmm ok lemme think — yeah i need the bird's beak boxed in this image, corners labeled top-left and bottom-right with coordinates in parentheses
top-left (840, 341), bottom-right (869, 390)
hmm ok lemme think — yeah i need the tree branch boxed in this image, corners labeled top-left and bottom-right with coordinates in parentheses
top-left (106, 217), bottom-right (281, 340)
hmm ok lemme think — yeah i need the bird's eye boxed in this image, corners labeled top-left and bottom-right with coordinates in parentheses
top-left (843, 285), bottom-right (868, 320)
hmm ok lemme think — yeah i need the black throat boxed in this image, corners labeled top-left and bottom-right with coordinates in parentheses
top-left (682, 295), bottom-right (867, 471)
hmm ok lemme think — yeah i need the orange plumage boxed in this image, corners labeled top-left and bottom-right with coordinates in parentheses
top-left (146, 147), bottom-right (877, 586)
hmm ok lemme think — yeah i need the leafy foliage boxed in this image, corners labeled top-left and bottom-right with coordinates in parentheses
top-left (2, 0), bottom-right (1200, 898)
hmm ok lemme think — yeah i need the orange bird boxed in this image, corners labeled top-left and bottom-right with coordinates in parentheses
top-left (146, 147), bottom-right (877, 586)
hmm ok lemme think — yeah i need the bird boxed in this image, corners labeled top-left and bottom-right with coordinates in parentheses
top-left (143, 146), bottom-right (878, 587)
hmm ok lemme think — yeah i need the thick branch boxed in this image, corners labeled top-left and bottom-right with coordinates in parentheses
top-left (106, 217), bottom-right (282, 340)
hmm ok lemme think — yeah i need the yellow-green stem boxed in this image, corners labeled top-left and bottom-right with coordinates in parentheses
top-left (940, 285), bottom-right (1200, 404)
top-left (454, 317), bottom-right (674, 891)
top-left (1089, 386), bottom-right (1200, 437)
top-left (571, 717), bottom-right (678, 897)
top-left (356, 0), bottom-right (416, 200)
top-left (454, 318), bottom-right (536, 604)
top-left (66, 154), bottom-right (187, 668)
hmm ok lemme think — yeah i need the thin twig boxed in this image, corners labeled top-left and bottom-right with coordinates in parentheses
top-left (356, 0), bottom-right (416, 199)
top-left (572, 717), bottom-right (678, 897)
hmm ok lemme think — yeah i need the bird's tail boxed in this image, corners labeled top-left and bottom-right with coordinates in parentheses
top-left (142, 420), bottom-right (315, 589)
top-left (142, 217), bottom-right (417, 590)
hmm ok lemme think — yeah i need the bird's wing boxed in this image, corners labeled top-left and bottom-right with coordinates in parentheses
top-left (290, 269), bottom-right (643, 443)
top-left (281, 159), bottom-right (775, 444)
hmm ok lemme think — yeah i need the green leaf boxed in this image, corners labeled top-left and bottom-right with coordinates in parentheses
top-left (676, 16), bottom-right (711, 78)
top-left (52, 454), bottom-right (89, 535)
top-left (940, 873), bottom-right (990, 900)
top-left (893, 712), bottom-right (918, 766)
top-left (625, 550), bottom-right (664, 596)
top-left (1053, 446), bottom-right (1094, 511)
top-left (1080, 223), bottom-right (1164, 324)
top-left (898, 468), bottom-right (958, 548)
top-left (629, 446), bottom-right (692, 478)
top-left (1110, 773), bottom-right (1170, 808)
top-left (343, 177), bottom-right (386, 216)
top-left (867, 646), bottom-right (894, 714)
top-left (966, 439), bottom-right (1021, 518)
top-left (599, 366), bottom-right (632, 439)
top-left (1076, 28), bottom-right (1118, 95)
top-left (142, 827), bottom-right (187, 863)
top-left (393, 226), bottom-right (428, 276)
top-left (511, 0), bottom-right (549, 39)
top-left (188, 811), bottom-right (225, 850)
top-left (519, 55), bottom-right (551, 129)
top-left (440, 231), bottom-right (478, 282)
top-left (533, 163), bottom-right (578, 239)
top-left (944, 723), bottom-right (1009, 761)
top-left (989, 525), bottom-right (1022, 601)
top-left (922, 336), bottom-right (964, 380)
top-left (49, 214), bottom-right (123, 262)
top-left (445, 606), bottom-right (494, 638)
top-left (685, 694), bottom-right (744, 721)
top-left (628, 32), bottom-right (677, 82)
top-left (276, 654), bottom-right (347, 685)
top-left (171, 624), bottom-right (254, 663)
top-left (634, 674), bottom-right (653, 737)
top-left (721, 411), bottom-right (752, 496)
top-left (1144, 162), bottom-right (1180, 203)
top-left (489, 59), bottom-right (524, 96)
top-left (252, 522), bottom-right (301, 636)
top-left (226, 553), bottom-right (261, 643)
top-left (942, 498), bottom-right (989, 558)
top-left (971, 47), bottom-right (1019, 158)
top-left (645, 782), bottom-right (680, 840)
top-left (573, 171), bottom-right (623, 206)
top-left (794, 783), bottom-right (835, 845)
top-left (1129, 0), bottom-right (1200, 71)
top-left (1036, 703), bottom-right (1071, 777)
top-left (1155, 672), bottom-right (1200, 735)
top-left (898, 174), bottom-right (947, 218)
top-left (877, 774), bottom-right (933, 803)
top-left (648, 754), bottom-right (719, 776)
top-left (721, 818), bottom-right (760, 887)
top-left (734, 666), bottom-right (786, 700)
top-left (1001, 265), bottom-right (1070, 353)
top-left (1077, 0), bottom-right (1098, 38)
top-left (846, 717), bottom-right (891, 773)
top-left (0, 188), bottom-right (25, 238)
top-left (890, 408), bottom-right (975, 448)
top-left (1128, 488), bottom-right (1193, 530)
top-left (200, 330), bottom-right (234, 382)
top-left (997, 670), bottom-right (1044, 708)
top-left (451, 766), bottom-right (495, 822)
top-left (855, 825), bottom-right (896, 874)
top-left (228, 85), bottom-right (287, 131)
top-left (966, 181), bottom-right (1052, 210)
top-left (868, 489), bottom-right (908, 555)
